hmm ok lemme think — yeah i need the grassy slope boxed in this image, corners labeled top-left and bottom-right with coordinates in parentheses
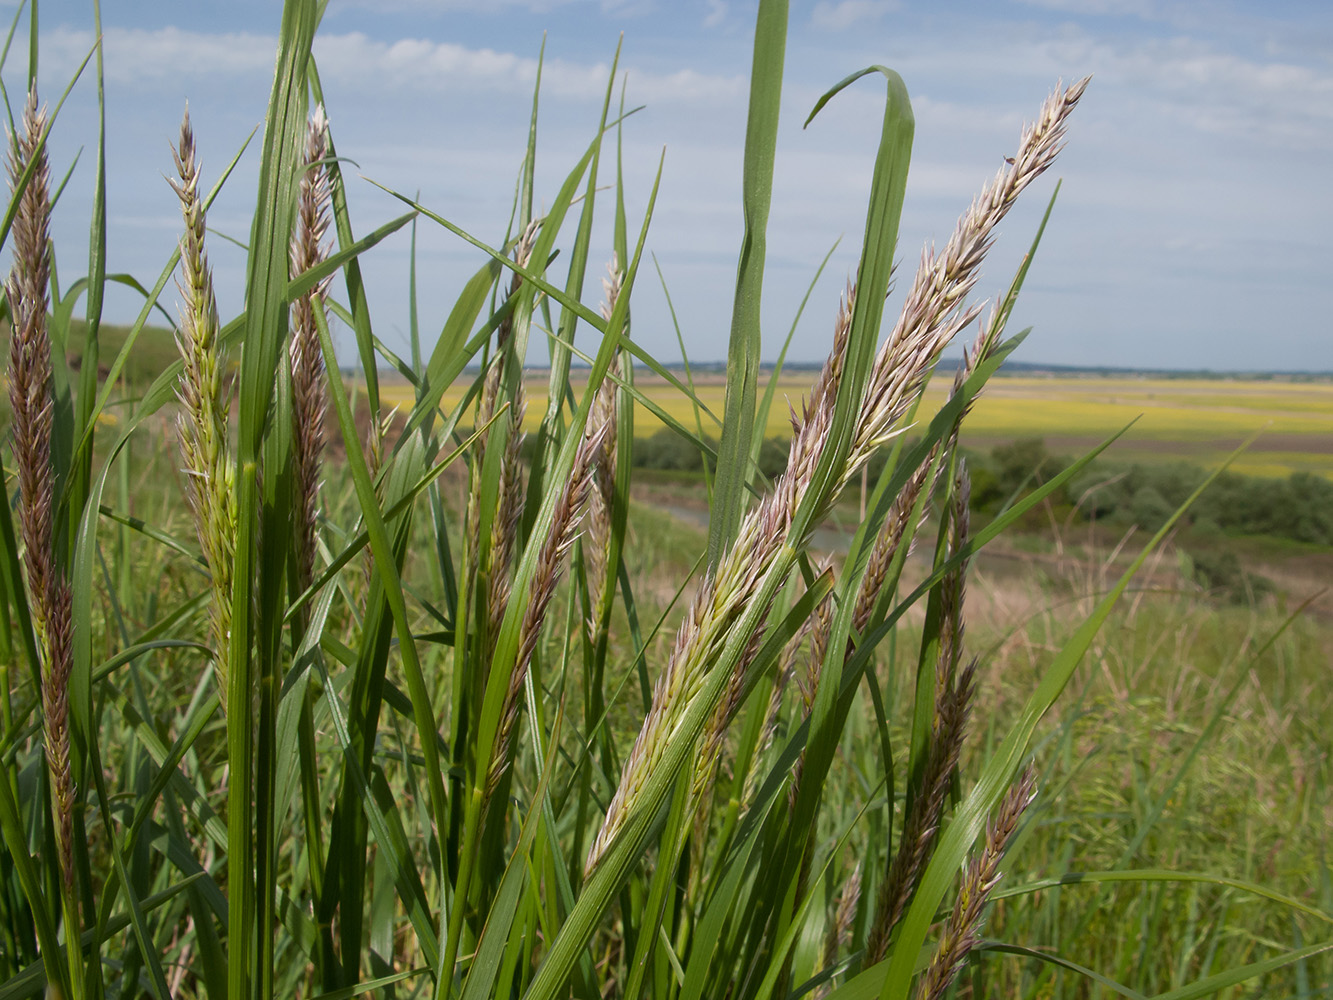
top-left (620, 479), bottom-right (1333, 995)
top-left (0, 316), bottom-right (180, 387)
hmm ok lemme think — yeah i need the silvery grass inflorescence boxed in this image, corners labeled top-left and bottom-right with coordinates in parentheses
top-left (851, 298), bottom-right (1015, 638)
top-left (783, 555), bottom-right (835, 811)
top-left (586, 284), bottom-right (855, 874)
top-left (853, 76), bottom-right (1088, 464)
top-left (469, 219), bottom-right (538, 654)
top-left (914, 766), bottom-right (1038, 1000)
top-left (290, 106), bottom-right (333, 593)
top-left (486, 417), bottom-right (609, 801)
top-left (585, 256), bottom-right (623, 618)
top-left (864, 465), bottom-right (975, 965)
top-left (171, 107), bottom-right (237, 713)
top-left (6, 85), bottom-right (76, 895)
top-left (586, 77), bottom-right (1088, 876)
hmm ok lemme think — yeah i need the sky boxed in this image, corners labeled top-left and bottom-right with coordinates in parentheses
top-left (3, 0), bottom-right (1331, 372)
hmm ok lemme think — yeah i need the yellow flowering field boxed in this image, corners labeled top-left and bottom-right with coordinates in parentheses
top-left (380, 371), bottom-right (1333, 478)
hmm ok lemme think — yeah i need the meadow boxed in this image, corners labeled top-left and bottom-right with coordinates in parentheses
top-left (396, 371), bottom-right (1333, 480)
top-left (2, 2), bottom-right (1330, 1000)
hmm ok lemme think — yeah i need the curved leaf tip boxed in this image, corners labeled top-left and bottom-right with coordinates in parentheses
top-left (805, 64), bottom-right (912, 129)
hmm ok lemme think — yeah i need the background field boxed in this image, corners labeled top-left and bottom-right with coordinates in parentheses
top-left (385, 369), bottom-right (1333, 480)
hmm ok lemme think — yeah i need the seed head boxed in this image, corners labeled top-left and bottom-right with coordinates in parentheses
top-left (171, 105), bottom-right (237, 711)
top-left (290, 106), bottom-right (333, 593)
top-left (914, 767), bottom-right (1037, 1000)
top-left (6, 84), bottom-right (75, 895)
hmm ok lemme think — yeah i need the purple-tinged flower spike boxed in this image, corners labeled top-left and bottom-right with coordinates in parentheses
top-left (290, 106), bottom-right (333, 594)
top-left (6, 85), bottom-right (76, 896)
top-left (914, 767), bottom-right (1038, 1000)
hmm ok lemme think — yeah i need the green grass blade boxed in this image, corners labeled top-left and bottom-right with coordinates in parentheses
top-left (310, 968), bottom-right (430, 1000)
top-left (228, 4), bottom-right (319, 997)
top-left (310, 598), bottom-right (441, 970)
top-left (877, 437), bottom-right (1263, 999)
top-left (750, 237), bottom-right (839, 478)
top-left (744, 61), bottom-right (914, 964)
top-left (1146, 940), bottom-right (1333, 1000)
top-left (82, 739), bottom-right (172, 1000)
top-left (65, 0), bottom-right (106, 566)
top-left (409, 208), bottom-right (422, 373)
top-left (308, 57), bottom-right (380, 416)
top-left (528, 40), bottom-right (620, 524)
top-left (977, 943), bottom-right (1146, 1000)
top-left (284, 210), bottom-right (415, 303)
top-left (312, 297), bottom-right (451, 966)
top-left (0, 758), bottom-right (65, 997)
top-left (994, 870), bottom-right (1332, 926)
top-left (708, 0), bottom-right (787, 567)
top-left (458, 702), bottom-right (566, 1000)
top-left (0, 876), bottom-right (207, 1000)
top-left (790, 65), bottom-right (912, 550)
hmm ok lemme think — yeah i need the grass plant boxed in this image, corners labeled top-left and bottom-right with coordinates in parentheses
top-left (1, 2), bottom-right (1328, 999)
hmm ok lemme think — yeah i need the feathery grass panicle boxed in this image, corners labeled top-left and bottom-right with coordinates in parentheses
top-left (850, 302), bottom-right (1006, 644)
top-left (588, 77), bottom-right (1084, 879)
top-left (41, 581), bottom-right (74, 894)
top-left (852, 78), bottom-right (1089, 464)
top-left (936, 461), bottom-right (971, 698)
top-left (865, 659), bottom-right (977, 965)
top-left (481, 222), bottom-right (540, 646)
top-left (485, 388), bottom-right (528, 642)
top-left (797, 557), bottom-right (837, 718)
top-left (853, 458), bottom-right (933, 635)
top-left (587, 287), bottom-right (856, 874)
top-left (467, 220), bottom-right (538, 632)
top-left (787, 556), bottom-right (836, 809)
top-left (7, 87), bottom-right (55, 645)
top-left (690, 620), bottom-right (766, 847)
top-left (171, 106), bottom-right (237, 711)
top-left (850, 304), bottom-right (1001, 641)
top-left (6, 86), bottom-right (76, 896)
top-left (865, 464), bottom-right (974, 964)
top-left (914, 767), bottom-right (1038, 1000)
top-left (289, 106), bottom-right (332, 592)
top-left (485, 417), bottom-right (608, 801)
top-left (585, 255), bottom-right (623, 616)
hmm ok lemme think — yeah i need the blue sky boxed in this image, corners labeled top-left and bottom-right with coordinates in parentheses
top-left (5, 0), bottom-right (1331, 370)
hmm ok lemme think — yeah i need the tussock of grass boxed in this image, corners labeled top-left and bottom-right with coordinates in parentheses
top-left (1, 5), bottom-right (1326, 1000)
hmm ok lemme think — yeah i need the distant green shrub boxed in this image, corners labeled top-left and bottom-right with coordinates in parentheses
top-left (1187, 548), bottom-right (1274, 603)
top-left (996, 439), bottom-right (1333, 547)
top-left (632, 427), bottom-right (713, 471)
top-left (1129, 484), bottom-right (1173, 531)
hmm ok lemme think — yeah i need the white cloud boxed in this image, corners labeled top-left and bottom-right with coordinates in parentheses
top-left (810, 0), bottom-right (899, 31)
top-left (39, 25), bottom-right (744, 106)
top-left (1012, 0), bottom-right (1158, 16)
top-left (1034, 32), bottom-right (1333, 149)
top-left (43, 26), bottom-right (273, 83)
top-left (319, 31), bottom-right (745, 103)
top-left (872, 22), bottom-right (1333, 153)
top-left (704, 0), bottom-right (728, 29)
